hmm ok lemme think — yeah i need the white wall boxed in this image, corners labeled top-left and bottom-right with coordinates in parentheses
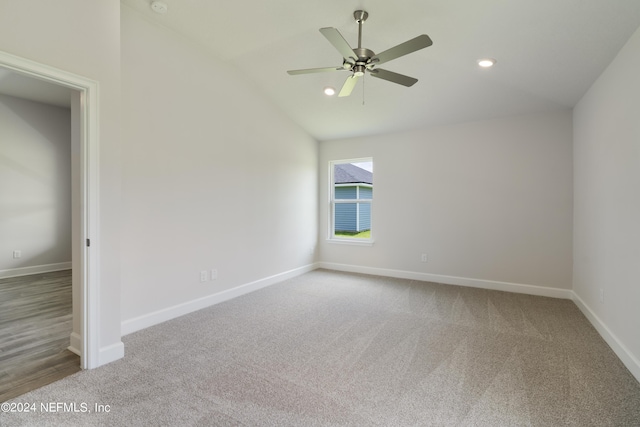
top-left (119, 7), bottom-right (318, 329)
top-left (573, 26), bottom-right (640, 379)
top-left (320, 111), bottom-right (573, 292)
top-left (0, 94), bottom-right (71, 274)
top-left (0, 0), bottom-right (122, 362)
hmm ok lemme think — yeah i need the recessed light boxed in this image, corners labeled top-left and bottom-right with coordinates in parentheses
top-left (324, 87), bottom-right (336, 96)
top-left (478, 58), bottom-right (496, 68)
top-left (151, 1), bottom-right (168, 14)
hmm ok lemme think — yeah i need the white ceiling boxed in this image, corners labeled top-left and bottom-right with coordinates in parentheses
top-left (121, 0), bottom-right (640, 141)
top-left (3, 1), bottom-right (640, 140)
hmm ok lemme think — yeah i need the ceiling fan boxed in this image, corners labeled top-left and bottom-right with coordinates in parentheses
top-left (287, 10), bottom-right (433, 97)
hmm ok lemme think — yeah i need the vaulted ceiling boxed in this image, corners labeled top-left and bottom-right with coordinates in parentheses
top-left (3, 1), bottom-right (640, 141)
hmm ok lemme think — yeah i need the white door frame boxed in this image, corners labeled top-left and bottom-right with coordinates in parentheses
top-left (0, 50), bottom-right (100, 369)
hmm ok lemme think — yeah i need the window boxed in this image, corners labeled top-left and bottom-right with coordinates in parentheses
top-left (329, 158), bottom-right (373, 243)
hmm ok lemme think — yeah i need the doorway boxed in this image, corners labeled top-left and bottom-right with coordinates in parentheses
top-left (0, 85), bottom-right (77, 400)
top-left (0, 51), bottom-right (101, 374)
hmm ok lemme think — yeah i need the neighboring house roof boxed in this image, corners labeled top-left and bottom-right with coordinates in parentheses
top-left (334, 163), bottom-right (373, 185)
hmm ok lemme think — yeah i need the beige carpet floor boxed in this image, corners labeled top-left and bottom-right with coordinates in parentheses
top-left (3, 269), bottom-right (640, 426)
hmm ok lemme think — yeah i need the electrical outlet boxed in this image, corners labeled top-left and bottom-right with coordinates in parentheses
top-left (200, 270), bottom-right (208, 282)
top-left (211, 269), bottom-right (218, 280)
top-left (421, 253), bottom-right (428, 263)
top-left (13, 250), bottom-right (21, 259)
top-left (599, 288), bottom-right (604, 304)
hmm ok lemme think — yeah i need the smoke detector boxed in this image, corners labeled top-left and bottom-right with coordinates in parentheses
top-left (150, 1), bottom-right (168, 14)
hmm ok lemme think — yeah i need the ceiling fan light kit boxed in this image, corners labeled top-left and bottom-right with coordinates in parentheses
top-left (287, 10), bottom-right (433, 97)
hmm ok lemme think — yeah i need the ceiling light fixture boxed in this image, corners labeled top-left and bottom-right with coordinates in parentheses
top-left (150, 1), bottom-right (168, 14)
top-left (324, 87), bottom-right (336, 96)
top-left (478, 58), bottom-right (496, 68)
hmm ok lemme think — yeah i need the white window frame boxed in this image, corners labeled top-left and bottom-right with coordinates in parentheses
top-left (328, 158), bottom-right (374, 246)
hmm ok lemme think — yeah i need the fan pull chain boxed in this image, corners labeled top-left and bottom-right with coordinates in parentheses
top-left (362, 74), bottom-right (365, 106)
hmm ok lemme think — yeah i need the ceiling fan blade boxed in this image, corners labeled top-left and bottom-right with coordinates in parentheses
top-left (372, 34), bottom-right (433, 66)
top-left (369, 68), bottom-right (418, 87)
top-left (287, 67), bottom-right (342, 75)
top-left (338, 75), bottom-right (360, 97)
top-left (320, 27), bottom-right (357, 61)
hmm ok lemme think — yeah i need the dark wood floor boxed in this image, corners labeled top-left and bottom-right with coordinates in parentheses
top-left (0, 270), bottom-right (80, 402)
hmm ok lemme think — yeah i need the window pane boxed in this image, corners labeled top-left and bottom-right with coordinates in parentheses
top-left (360, 186), bottom-right (372, 199)
top-left (334, 202), bottom-right (371, 238)
top-left (335, 186), bottom-right (357, 199)
top-left (334, 162), bottom-right (373, 187)
top-left (359, 202), bottom-right (371, 230)
top-left (331, 160), bottom-right (373, 240)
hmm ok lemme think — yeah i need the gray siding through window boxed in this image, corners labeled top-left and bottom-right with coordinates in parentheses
top-left (335, 186), bottom-right (357, 200)
top-left (335, 202), bottom-right (358, 232)
top-left (359, 200), bottom-right (371, 231)
top-left (359, 187), bottom-right (372, 198)
top-left (333, 163), bottom-right (373, 234)
top-left (334, 185), bottom-right (372, 232)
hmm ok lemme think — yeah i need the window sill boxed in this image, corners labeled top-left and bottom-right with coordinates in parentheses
top-left (326, 238), bottom-right (374, 247)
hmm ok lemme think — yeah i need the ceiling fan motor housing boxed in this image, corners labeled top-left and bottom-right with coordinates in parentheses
top-left (354, 48), bottom-right (375, 61)
top-left (353, 48), bottom-right (376, 76)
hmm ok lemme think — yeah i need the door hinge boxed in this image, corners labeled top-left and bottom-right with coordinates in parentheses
top-left (86, 238), bottom-right (91, 247)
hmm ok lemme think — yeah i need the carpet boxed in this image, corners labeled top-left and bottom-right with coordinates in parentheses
top-left (3, 269), bottom-right (640, 426)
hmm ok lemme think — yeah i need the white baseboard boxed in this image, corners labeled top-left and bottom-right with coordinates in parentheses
top-left (0, 262), bottom-right (72, 279)
top-left (121, 263), bottom-right (319, 336)
top-left (318, 262), bottom-right (573, 299)
top-left (99, 341), bottom-right (125, 367)
top-left (571, 292), bottom-right (640, 383)
top-left (68, 333), bottom-right (124, 368)
top-left (68, 332), bottom-right (82, 356)
top-left (117, 260), bottom-right (640, 384)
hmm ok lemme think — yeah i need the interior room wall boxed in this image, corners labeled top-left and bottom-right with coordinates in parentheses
top-left (0, 94), bottom-right (71, 276)
top-left (119, 7), bottom-right (318, 331)
top-left (573, 26), bottom-right (640, 379)
top-left (319, 110), bottom-right (574, 293)
top-left (0, 0), bottom-right (123, 364)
